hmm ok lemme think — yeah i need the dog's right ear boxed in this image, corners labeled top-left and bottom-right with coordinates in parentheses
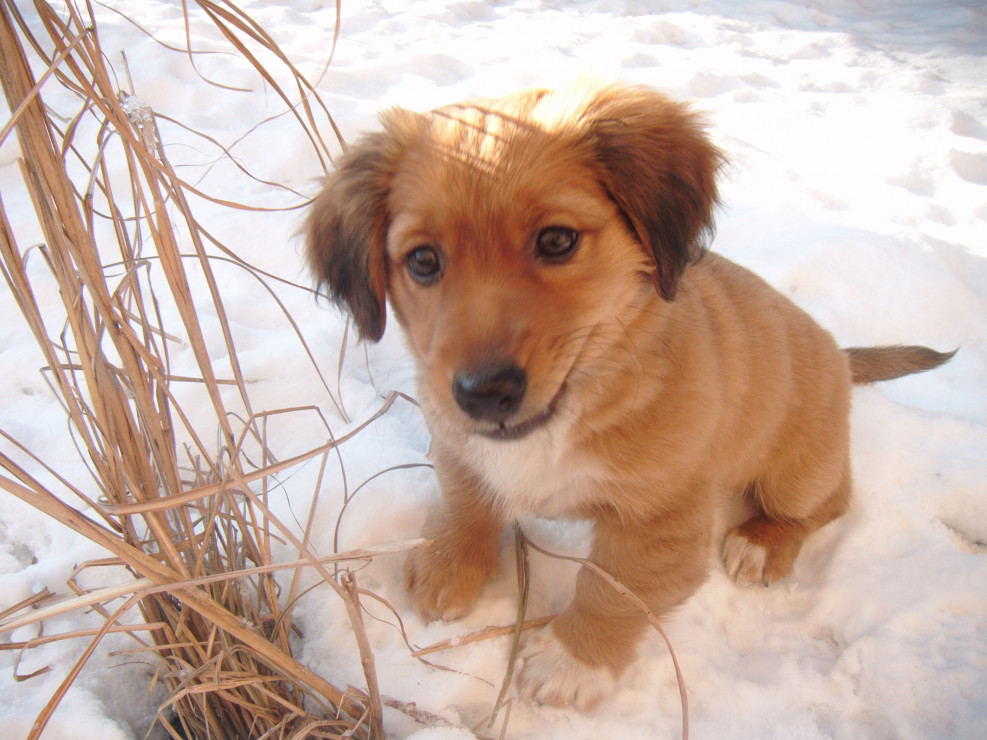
top-left (582, 85), bottom-right (722, 301)
top-left (305, 128), bottom-right (405, 342)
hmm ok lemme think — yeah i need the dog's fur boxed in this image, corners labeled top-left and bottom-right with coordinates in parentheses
top-left (305, 83), bottom-right (953, 709)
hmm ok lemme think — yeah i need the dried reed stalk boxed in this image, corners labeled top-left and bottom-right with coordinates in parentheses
top-left (519, 530), bottom-right (690, 740)
top-left (0, 0), bottom-right (397, 737)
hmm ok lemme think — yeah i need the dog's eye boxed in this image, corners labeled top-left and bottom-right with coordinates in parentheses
top-left (536, 227), bottom-right (580, 261)
top-left (406, 246), bottom-right (442, 282)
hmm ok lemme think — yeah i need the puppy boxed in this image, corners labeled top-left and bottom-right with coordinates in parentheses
top-left (305, 83), bottom-right (953, 709)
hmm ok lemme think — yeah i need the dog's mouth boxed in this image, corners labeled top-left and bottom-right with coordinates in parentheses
top-left (474, 383), bottom-right (565, 441)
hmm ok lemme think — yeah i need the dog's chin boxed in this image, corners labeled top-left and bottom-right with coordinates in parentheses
top-left (473, 384), bottom-right (565, 442)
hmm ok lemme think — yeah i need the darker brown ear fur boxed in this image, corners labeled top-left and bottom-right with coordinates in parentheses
top-left (585, 87), bottom-right (723, 299)
top-left (305, 131), bottom-right (398, 342)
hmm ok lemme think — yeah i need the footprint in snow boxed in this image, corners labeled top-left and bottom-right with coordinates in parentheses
top-left (951, 111), bottom-right (987, 141)
top-left (950, 150), bottom-right (987, 186)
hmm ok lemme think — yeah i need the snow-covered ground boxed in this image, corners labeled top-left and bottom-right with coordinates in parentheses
top-left (1, 1), bottom-right (985, 738)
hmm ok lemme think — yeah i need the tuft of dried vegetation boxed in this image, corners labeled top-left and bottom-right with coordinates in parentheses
top-left (0, 0), bottom-right (407, 737)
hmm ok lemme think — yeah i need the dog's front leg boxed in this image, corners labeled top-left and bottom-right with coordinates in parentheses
top-left (518, 507), bottom-right (711, 709)
top-left (404, 443), bottom-right (506, 622)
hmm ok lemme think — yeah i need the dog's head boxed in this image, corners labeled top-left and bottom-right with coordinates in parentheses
top-left (306, 84), bottom-right (721, 440)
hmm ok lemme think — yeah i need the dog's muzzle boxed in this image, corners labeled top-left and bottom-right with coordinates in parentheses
top-left (452, 361), bottom-right (564, 441)
top-left (452, 361), bottom-right (527, 424)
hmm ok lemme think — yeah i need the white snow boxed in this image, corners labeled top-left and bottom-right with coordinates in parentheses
top-left (1, 0), bottom-right (986, 738)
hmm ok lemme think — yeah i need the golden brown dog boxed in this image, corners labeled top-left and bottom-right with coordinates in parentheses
top-left (305, 83), bottom-right (952, 709)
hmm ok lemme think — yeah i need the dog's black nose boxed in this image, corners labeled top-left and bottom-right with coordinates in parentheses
top-left (453, 362), bottom-right (527, 423)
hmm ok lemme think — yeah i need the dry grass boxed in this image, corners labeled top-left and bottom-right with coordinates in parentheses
top-left (0, 1), bottom-right (399, 737)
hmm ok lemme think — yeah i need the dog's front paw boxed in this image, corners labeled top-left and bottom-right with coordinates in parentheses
top-left (517, 626), bottom-right (615, 710)
top-left (404, 544), bottom-right (496, 622)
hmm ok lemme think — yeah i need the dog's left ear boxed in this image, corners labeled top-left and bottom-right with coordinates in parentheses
top-left (584, 86), bottom-right (722, 299)
top-left (306, 109), bottom-right (426, 341)
top-left (305, 132), bottom-right (395, 341)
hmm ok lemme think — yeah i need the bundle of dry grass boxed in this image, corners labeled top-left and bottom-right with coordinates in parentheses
top-left (0, 1), bottom-right (406, 737)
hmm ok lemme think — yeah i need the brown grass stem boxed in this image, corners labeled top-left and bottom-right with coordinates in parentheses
top-left (519, 528), bottom-right (689, 740)
top-left (0, 0), bottom-right (380, 735)
top-left (409, 615), bottom-right (556, 659)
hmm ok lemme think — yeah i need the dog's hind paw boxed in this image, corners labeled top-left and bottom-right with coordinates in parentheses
top-left (517, 625), bottom-right (615, 710)
top-left (723, 530), bottom-right (769, 586)
top-left (723, 515), bottom-right (807, 586)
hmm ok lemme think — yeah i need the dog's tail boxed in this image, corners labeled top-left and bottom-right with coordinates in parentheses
top-left (844, 345), bottom-right (956, 384)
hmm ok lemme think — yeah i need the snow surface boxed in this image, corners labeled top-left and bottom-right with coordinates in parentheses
top-left (1, 0), bottom-right (986, 738)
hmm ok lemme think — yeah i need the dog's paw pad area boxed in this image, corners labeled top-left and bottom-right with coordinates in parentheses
top-left (517, 627), bottom-right (616, 711)
top-left (723, 532), bottom-right (768, 587)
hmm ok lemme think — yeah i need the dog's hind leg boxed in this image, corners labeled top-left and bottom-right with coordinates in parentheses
top-left (723, 466), bottom-right (851, 586)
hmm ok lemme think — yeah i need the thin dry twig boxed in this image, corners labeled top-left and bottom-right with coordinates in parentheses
top-left (409, 615), bottom-right (555, 659)
top-left (0, 588), bottom-right (56, 622)
top-left (0, 623), bottom-right (168, 651)
top-left (520, 529), bottom-right (690, 740)
top-left (340, 571), bottom-right (385, 738)
top-left (0, 539), bottom-right (428, 637)
top-left (489, 525), bottom-right (530, 730)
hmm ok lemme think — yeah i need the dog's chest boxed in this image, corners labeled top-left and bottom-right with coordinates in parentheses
top-left (462, 428), bottom-right (604, 519)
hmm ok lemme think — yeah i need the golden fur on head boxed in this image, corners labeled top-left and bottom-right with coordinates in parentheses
top-left (306, 84), bottom-right (722, 341)
top-left (305, 83), bottom-right (952, 710)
